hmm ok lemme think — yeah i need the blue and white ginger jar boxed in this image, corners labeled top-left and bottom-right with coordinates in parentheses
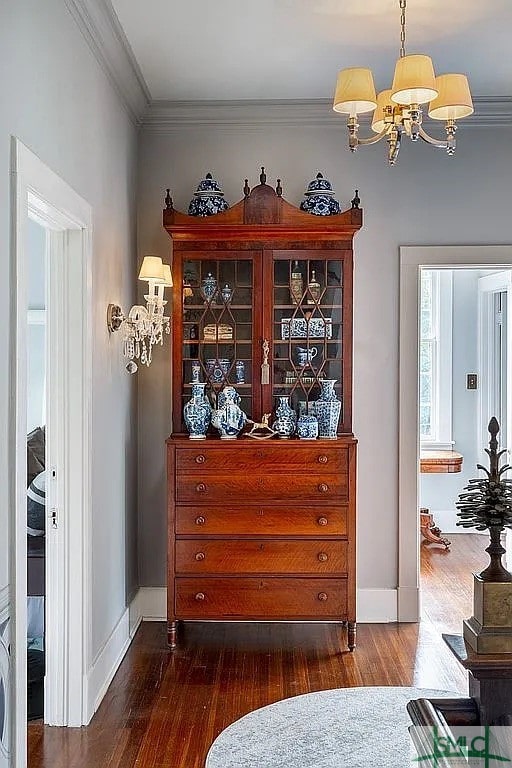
top-left (296, 413), bottom-right (319, 440)
top-left (211, 386), bottom-right (247, 439)
top-left (300, 172), bottom-right (341, 216)
top-left (183, 383), bottom-right (212, 440)
top-left (314, 379), bottom-right (342, 439)
top-left (272, 396), bottom-right (297, 439)
top-left (188, 172), bottom-right (229, 217)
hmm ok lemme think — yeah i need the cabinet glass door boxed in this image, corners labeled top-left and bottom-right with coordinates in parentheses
top-left (272, 254), bottom-right (344, 424)
top-left (181, 256), bottom-right (255, 430)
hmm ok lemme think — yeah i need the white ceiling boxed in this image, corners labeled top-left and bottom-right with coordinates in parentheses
top-left (111, 0), bottom-right (512, 102)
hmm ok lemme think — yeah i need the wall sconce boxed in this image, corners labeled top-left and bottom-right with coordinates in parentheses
top-left (107, 255), bottom-right (172, 373)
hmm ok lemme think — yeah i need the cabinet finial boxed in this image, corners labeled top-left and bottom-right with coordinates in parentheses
top-left (165, 188), bottom-right (173, 210)
top-left (351, 189), bottom-right (361, 209)
top-left (243, 179), bottom-right (250, 197)
top-left (276, 179), bottom-right (283, 197)
top-left (260, 167), bottom-right (267, 185)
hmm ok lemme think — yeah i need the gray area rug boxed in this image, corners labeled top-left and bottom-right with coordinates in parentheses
top-left (206, 686), bottom-right (457, 768)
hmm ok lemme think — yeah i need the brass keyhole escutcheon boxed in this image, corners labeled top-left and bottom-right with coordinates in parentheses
top-left (317, 552), bottom-right (328, 562)
top-left (195, 592), bottom-right (205, 601)
top-left (318, 592), bottom-right (328, 601)
top-left (195, 516), bottom-right (206, 526)
top-left (317, 517), bottom-right (328, 526)
top-left (195, 552), bottom-right (205, 561)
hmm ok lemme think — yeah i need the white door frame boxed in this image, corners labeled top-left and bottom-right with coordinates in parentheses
top-left (10, 139), bottom-right (92, 765)
top-left (398, 245), bottom-right (512, 622)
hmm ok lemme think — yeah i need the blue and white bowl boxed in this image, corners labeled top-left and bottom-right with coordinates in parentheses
top-left (188, 172), bottom-right (229, 216)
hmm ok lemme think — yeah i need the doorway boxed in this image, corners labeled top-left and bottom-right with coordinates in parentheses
top-left (417, 267), bottom-right (512, 606)
top-left (11, 140), bottom-right (92, 767)
top-left (398, 246), bottom-right (512, 623)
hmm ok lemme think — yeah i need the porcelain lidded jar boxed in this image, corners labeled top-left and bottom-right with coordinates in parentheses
top-left (296, 413), bottom-right (319, 440)
top-left (211, 386), bottom-right (247, 439)
top-left (314, 379), bottom-right (342, 439)
top-left (300, 172), bottom-right (341, 216)
top-left (183, 383), bottom-right (212, 440)
top-left (188, 172), bottom-right (230, 217)
top-left (272, 396), bottom-right (297, 439)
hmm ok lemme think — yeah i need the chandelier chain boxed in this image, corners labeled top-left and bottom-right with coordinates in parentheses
top-left (399, 0), bottom-right (407, 58)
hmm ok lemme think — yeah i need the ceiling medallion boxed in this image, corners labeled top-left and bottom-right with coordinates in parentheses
top-left (333, 0), bottom-right (473, 165)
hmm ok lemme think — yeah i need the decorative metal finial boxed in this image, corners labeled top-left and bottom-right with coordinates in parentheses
top-left (456, 417), bottom-right (512, 582)
top-left (165, 189), bottom-right (173, 210)
top-left (316, 172), bottom-right (324, 179)
top-left (205, 172), bottom-right (212, 179)
top-left (276, 179), bottom-right (283, 197)
top-left (243, 179), bottom-right (250, 197)
top-left (351, 190), bottom-right (361, 209)
top-left (260, 167), bottom-right (267, 185)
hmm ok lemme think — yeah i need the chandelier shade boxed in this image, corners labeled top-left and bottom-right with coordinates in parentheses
top-left (371, 89), bottom-right (393, 133)
top-left (391, 54), bottom-right (438, 105)
top-left (161, 264), bottom-right (173, 287)
top-left (333, 67), bottom-right (377, 115)
top-left (138, 255), bottom-right (165, 282)
top-left (428, 74), bottom-right (474, 120)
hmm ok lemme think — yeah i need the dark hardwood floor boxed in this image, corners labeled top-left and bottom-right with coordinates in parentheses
top-left (27, 533), bottom-right (486, 768)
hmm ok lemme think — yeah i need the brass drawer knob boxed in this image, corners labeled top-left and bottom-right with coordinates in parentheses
top-left (318, 483), bottom-right (329, 493)
top-left (195, 454), bottom-right (206, 464)
top-left (195, 552), bottom-right (205, 561)
top-left (318, 592), bottom-right (328, 601)
top-left (318, 455), bottom-right (328, 464)
top-left (196, 482), bottom-right (207, 493)
top-left (317, 552), bottom-right (328, 562)
top-left (317, 516), bottom-right (328, 526)
top-left (195, 592), bottom-right (205, 601)
top-left (195, 515), bottom-right (206, 526)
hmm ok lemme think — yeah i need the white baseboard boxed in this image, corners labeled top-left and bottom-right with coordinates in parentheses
top-left (84, 593), bottom-right (143, 724)
top-left (397, 586), bottom-right (420, 622)
top-left (357, 588), bottom-right (398, 622)
top-left (135, 586), bottom-right (399, 624)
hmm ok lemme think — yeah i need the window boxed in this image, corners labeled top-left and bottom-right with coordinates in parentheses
top-left (419, 269), bottom-right (453, 450)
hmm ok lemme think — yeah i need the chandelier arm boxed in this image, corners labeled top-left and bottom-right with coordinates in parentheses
top-left (417, 125), bottom-right (449, 149)
top-left (352, 127), bottom-right (390, 147)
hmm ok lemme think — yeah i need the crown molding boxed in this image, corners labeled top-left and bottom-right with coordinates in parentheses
top-left (141, 96), bottom-right (512, 133)
top-left (64, 0), bottom-right (150, 124)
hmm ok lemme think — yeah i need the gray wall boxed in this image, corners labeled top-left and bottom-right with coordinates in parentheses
top-left (0, 0), bottom-right (139, 666)
top-left (137, 122), bottom-right (512, 595)
top-left (27, 219), bottom-right (46, 433)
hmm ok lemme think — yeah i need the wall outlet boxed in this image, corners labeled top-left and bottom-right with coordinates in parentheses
top-left (467, 373), bottom-right (478, 390)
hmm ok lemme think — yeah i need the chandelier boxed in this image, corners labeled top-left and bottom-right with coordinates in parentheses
top-left (333, 0), bottom-right (473, 165)
top-left (107, 256), bottom-right (172, 373)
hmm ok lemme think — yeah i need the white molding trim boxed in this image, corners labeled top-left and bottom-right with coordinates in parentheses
top-left (63, 0), bottom-right (150, 123)
top-left (85, 601), bottom-right (142, 724)
top-left (133, 586), bottom-right (398, 624)
top-left (141, 96), bottom-right (512, 132)
top-left (399, 246), bottom-right (512, 624)
top-left (11, 140), bottom-right (93, 767)
top-left (0, 586), bottom-right (8, 625)
top-left (27, 309), bottom-right (46, 325)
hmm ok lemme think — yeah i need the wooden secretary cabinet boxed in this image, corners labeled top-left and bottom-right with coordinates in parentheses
top-left (164, 172), bottom-right (362, 650)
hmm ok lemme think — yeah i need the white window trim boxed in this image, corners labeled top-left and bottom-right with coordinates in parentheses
top-left (420, 269), bottom-right (454, 452)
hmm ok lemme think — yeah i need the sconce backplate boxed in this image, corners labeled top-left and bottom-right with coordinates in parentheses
top-left (107, 303), bottom-right (124, 333)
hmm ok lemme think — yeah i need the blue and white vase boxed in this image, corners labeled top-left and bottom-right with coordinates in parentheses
top-left (211, 386), bottom-right (247, 439)
top-left (201, 272), bottom-right (217, 303)
top-left (300, 172), bottom-right (341, 216)
top-left (296, 413), bottom-right (319, 440)
top-left (221, 283), bottom-right (233, 303)
top-left (314, 379), bottom-right (341, 439)
top-left (183, 383), bottom-right (212, 440)
top-left (272, 396), bottom-right (297, 439)
top-left (188, 172), bottom-right (230, 217)
top-left (235, 360), bottom-right (245, 384)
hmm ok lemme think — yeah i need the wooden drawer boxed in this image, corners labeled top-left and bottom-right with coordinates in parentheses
top-left (175, 540), bottom-right (347, 575)
top-left (176, 473), bottom-right (347, 503)
top-left (175, 577), bottom-right (347, 619)
top-left (175, 445), bottom-right (348, 474)
top-left (175, 505), bottom-right (348, 536)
